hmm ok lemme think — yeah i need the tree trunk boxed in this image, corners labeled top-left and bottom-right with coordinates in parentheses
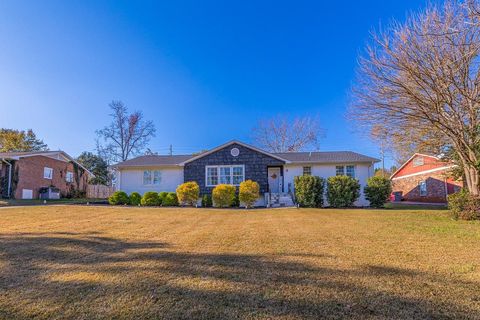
top-left (463, 164), bottom-right (480, 196)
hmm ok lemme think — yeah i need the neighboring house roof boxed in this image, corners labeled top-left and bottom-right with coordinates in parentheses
top-left (390, 153), bottom-right (457, 180)
top-left (0, 150), bottom-right (94, 177)
top-left (113, 140), bottom-right (380, 168)
top-left (274, 151), bottom-right (380, 164)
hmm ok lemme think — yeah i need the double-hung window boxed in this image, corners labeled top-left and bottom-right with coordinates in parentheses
top-left (143, 170), bottom-right (161, 185)
top-left (66, 171), bottom-right (74, 183)
top-left (419, 180), bottom-right (427, 196)
top-left (206, 165), bottom-right (244, 186)
top-left (44, 167), bottom-right (53, 180)
top-left (335, 165), bottom-right (355, 178)
top-left (303, 166), bottom-right (312, 176)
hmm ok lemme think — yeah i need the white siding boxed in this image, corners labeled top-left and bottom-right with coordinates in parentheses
top-left (117, 167), bottom-right (184, 195)
top-left (284, 163), bottom-right (374, 206)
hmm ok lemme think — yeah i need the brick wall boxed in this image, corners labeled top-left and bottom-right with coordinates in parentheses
top-left (13, 155), bottom-right (89, 199)
top-left (392, 171), bottom-right (462, 203)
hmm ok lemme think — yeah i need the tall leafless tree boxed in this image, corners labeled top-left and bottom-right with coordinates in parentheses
top-left (350, 0), bottom-right (480, 195)
top-left (252, 115), bottom-right (322, 152)
top-left (96, 101), bottom-right (156, 163)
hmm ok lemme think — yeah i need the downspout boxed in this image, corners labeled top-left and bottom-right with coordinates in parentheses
top-left (1, 159), bottom-right (12, 198)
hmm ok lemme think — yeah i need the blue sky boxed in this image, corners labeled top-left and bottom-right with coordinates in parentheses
top-left (0, 0), bottom-right (428, 166)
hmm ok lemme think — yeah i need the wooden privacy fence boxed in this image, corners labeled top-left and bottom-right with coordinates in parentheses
top-left (87, 185), bottom-right (114, 199)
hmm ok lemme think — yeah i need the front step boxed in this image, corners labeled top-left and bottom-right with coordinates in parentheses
top-left (266, 193), bottom-right (295, 207)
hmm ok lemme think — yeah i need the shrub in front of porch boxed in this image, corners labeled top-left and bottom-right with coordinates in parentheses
top-left (176, 181), bottom-right (200, 206)
top-left (212, 184), bottom-right (236, 208)
top-left (326, 176), bottom-right (360, 208)
top-left (364, 176), bottom-right (392, 208)
top-left (294, 176), bottom-right (325, 207)
top-left (239, 180), bottom-right (260, 208)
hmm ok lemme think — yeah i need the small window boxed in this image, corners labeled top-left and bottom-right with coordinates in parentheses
top-left (143, 170), bottom-right (161, 185)
top-left (232, 166), bottom-right (244, 185)
top-left (303, 166), bottom-right (311, 176)
top-left (413, 157), bottom-right (424, 167)
top-left (335, 166), bottom-right (345, 176)
top-left (346, 165), bottom-right (355, 178)
top-left (419, 180), bottom-right (427, 196)
top-left (44, 167), bottom-right (53, 179)
top-left (206, 167), bottom-right (218, 186)
top-left (66, 171), bottom-right (74, 183)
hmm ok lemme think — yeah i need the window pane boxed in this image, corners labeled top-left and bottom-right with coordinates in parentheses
top-left (346, 165), bottom-right (355, 178)
top-left (335, 166), bottom-right (344, 176)
top-left (143, 171), bottom-right (151, 185)
top-left (153, 171), bottom-right (161, 185)
top-left (419, 181), bottom-right (427, 196)
top-left (303, 166), bottom-right (311, 175)
top-left (413, 157), bottom-right (424, 167)
top-left (219, 167), bottom-right (231, 184)
top-left (207, 167), bottom-right (218, 186)
top-left (232, 166), bottom-right (244, 185)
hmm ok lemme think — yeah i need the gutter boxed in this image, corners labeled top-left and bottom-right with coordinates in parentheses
top-left (1, 159), bottom-right (12, 198)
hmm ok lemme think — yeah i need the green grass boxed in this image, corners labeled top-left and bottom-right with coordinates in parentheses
top-left (384, 202), bottom-right (448, 210)
top-left (0, 206), bottom-right (479, 319)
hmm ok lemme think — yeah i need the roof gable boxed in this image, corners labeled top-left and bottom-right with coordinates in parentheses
top-left (390, 153), bottom-right (450, 179)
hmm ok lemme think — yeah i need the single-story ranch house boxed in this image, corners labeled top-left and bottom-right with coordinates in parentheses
top-left (391, 153), bottom-right (462, 203)
top-left (113, 140), bottom-right (380, 206)
top-left (0, 151), bottom-right (92, 199)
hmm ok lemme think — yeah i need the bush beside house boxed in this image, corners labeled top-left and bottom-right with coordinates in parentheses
top-left (326, 176), bottom-right (360, 208)
top-left (129, 192), bottom-right (141, 206)
top-left (108, 191), bottom-right (130, 205)
top-left (163, 192), bottom-right (179, 206)
top-left (176, 181), bottom-right (200, 206)
top-left (294, 175), bottom-right (325, 207)
top-left (141, 191), bottom-right (160, 206)
top-left (202, 194), bottom-right (213, 207)
top-left (364, 176), bottom-right (392, 208)
top-left (239, 180), bottom-right (260, 208)
top-left (212, 184), bottom-right (236, 208)
top-left (448, 189), bottom-right (480, 220)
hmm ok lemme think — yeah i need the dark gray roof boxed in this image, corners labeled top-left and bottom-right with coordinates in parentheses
top-left (114, 154), bottom-right (194, 167)
top-left (273, 151), bottom-right (380, 164)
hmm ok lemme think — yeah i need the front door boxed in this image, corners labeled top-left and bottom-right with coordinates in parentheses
top-left (268, 167), bottom-right (281, 193)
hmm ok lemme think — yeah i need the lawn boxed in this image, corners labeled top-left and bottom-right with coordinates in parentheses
top-left (0, 206), bottom-right (479, 319)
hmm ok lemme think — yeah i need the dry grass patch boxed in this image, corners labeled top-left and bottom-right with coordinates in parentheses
top-left (0, 206), bottom-right (479, 319)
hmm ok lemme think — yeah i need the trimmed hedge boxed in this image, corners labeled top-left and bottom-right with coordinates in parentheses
top-left (158, 192), bottom-right (168, 205)
top-left (448, 189), bottom-right (480, 220)
top-left (176, 181), bottom-right (200, 206)
top-left (201, 194), bottom-right (213, 207)
top-left (212, 184), bottom-right (236, 208)
top-left (141, 191), bottom-right (160, 206)
top-left (108, 191), bottom-right (130, 205)
top-left (239, 180), bottom-right (260, 208)
top-left (163, 192), bottom-right (179, 206)
top-left (326, 176), bottom-right (360, 208)
top-left (364, 176), bottom-right (392, 208)
top-left (129, 192), bottom-right (142, 206)
top-left (294, 175), bottom-right (325, 207)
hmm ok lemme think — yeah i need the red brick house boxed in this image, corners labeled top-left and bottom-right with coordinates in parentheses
top-left (390, 153), bottom-right (462, 203)
top-left (0, 151), bottom-right (92, 199)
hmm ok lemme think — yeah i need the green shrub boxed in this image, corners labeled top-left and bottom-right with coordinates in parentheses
top-left (141, 191), bottom-right (160, 206)
top-left (231, 194), bottom-right (240, 207)
top-left (326, 175), bottom-right (360, 208)
top-left (129, 192), bottom-right (142, 206)
top-left (448, 189), bottom-right (480, 220)
top-left (163, 192), bottom-right (179, 206)
top-left (108, 191), bottom-right (130, 205)
top-left (239, 180), bottom-right (260, 208)
top-left (294, 175), bottom-right (325, 207)
top-left (176, 181), bottom-right (200, 206)
top-left (364, 176), bottom-right (392, 208)
top-left (212, 184), bottom-right (236, 208)
top-left (158, 192), bottom-right (168, 205)
top-left (201, 194), bottom-right (213, 207)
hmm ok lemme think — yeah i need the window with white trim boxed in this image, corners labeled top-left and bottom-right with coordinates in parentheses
top-left (303, 166), bottom-right (311, 176)
top-left (43, 167), bottom-right (53, 179)
top-left (413, 157), bottom-right (424, 167)
top-left (143, 170), bottom-right (161, 185)
top-left (419, 180), bottom-right (427, 196)
top-left (206, 165), bottom-right (244, 186)
top-left (335, 165), bottom-right (355, 178)
top-left (66, 171), bottom-right (74, 183)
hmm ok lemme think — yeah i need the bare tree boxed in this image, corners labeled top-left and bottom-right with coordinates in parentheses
top-left (350, 1), bottom-right (480, 195)
top-left (96, 101), bottom-right (156, 163)
top-left (252, 115), bottom-right (322, 152)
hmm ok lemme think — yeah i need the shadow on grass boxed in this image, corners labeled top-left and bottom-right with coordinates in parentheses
top-left (0, 232), bottom-right (477, 319)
